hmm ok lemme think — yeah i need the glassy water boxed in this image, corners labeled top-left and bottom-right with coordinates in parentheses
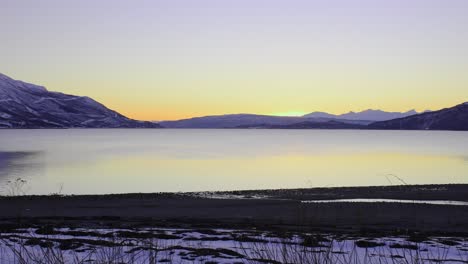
top-left (0, 129), bottom-right (467, 195)
top-left (302, 199), bottom-right (468, 206)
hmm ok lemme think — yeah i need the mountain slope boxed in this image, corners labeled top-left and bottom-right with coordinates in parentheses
top-left (303, 109), bottom-right (419, 121)
top-left (368, 102), bottom-right (468, 130)
top-left (237, 120), bottom-right (366, 129)
top-left (301, 111), bottom-right (337, 119)
top-left (160, 114), bottom-right (305, 128)
top-left (0, 73), bottom-right (160, 128)
top-left (339, 109), bottom-right (418, 121)
top-left (159, 114), bottom-right (372, 128)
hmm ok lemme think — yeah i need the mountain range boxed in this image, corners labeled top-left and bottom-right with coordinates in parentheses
top-left (160, 109), bottom-right (428, 129)
top-left (303, 109), bottom-right (423, 121)
top-left (1, 72), bottom-right (467, 130)
top-left (159, 114), bottom-right (371, 129)
top-left (0, 73), bottom-right (160, 128)
top-left (369, 102), bottom-right (468, 130)
top-left (236, 105), bottom-right (467, 130)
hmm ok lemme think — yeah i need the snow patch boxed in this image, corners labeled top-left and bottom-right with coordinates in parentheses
top-left (63, 96), bottom-right (88, 101)
top-left (41, 119), bottom-right (65, 127)
top-left (0, 112), bottom-right (12, 119)
top-left (24, 106), bottom-right (40, 116)
top-left (80, 119), bottom-right (96, 125)
top-left (0, 121), bottom-right (12, 127)
top-left (33, 97), bottom-right (64, 104)
top-left (0, 227), bottom-right (467, 264)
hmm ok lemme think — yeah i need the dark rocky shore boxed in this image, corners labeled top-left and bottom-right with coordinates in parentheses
top-left (1, 184), bottom-right (468, 263)
top-left (1, 184), bottom-right (468, 235)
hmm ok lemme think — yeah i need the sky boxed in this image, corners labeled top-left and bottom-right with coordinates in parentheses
top-left (1, 0), bottom-right (468, 121)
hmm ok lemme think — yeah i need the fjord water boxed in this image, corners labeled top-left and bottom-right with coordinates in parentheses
top-left (0, 129), bottom-right (467, 195)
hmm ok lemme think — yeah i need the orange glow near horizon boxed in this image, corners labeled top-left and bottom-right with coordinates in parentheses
top-left (104, 97), bottom-right (462, 121)
top-left (2, 1), bottom-right (468, 121)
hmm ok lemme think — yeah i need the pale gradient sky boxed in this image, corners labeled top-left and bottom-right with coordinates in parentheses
top-left (1, 0), bottom-right (468, 120)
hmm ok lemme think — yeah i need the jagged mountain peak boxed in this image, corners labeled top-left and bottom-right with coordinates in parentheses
top-left (304, 109), bottom-right (420, 121)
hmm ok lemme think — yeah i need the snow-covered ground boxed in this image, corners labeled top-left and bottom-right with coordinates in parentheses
top-left (0, 227), bottom-right (467, 263)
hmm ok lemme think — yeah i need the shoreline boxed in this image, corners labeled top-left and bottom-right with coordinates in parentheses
top-left (2, 184), bottom-right (468, 263)
top-left (1, 184), bottom-right (468, 235)
top-left (3, 183), bottom-right (468, 200)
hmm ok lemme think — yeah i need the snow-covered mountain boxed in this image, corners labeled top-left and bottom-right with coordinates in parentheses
top-left (0, 73), bottom-right (160, 128)
top-left (368, 102), bottom-right (468, 130)
top-left (303, 109), bottom-right (420, 121)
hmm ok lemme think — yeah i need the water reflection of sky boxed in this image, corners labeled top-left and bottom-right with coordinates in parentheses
top-left (0, 129), bottom-right (467, 195)
top-left (0, 151), bottom-right (43, 195)
top-left (302, 199), bottom-right (468, 206)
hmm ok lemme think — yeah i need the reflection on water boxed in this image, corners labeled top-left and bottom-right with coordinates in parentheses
top-left (0, 151), bottom-right (42, 177)
top-left (0, 129), bottom-right (467, 195)
top-left (302, 199), bottom-right (468, 206)
top-left (0, 151), bottom-right (43, 194)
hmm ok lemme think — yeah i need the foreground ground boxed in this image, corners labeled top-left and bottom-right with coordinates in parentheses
top-left (1, 184), bottom-right (468, 263)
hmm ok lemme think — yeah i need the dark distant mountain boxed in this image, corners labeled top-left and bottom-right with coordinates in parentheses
top-left (0, 73), bottom-right (160, 128)
top-left (160, 103), bottom-right (467, 130)
top-left (237, 120), bottom-right (366, 129)
top-left (163, 108), bottom-right (430, 129)
top-left (339, 109), bottom-right (419, 121)
top-left (302, 111), bottom-right (337, 119)
top-left (159, 114), bottom-right (372, 128)
top-left (160, 114), bottom-right (304, 128)
top-left (369, 102), bottom-right (468, 130)
top-left (303, 109), bottom-right (420, 121)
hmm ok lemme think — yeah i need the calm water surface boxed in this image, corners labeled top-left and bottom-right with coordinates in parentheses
top-left (302, 199), bottom-right (468, 206)
top-left (0, 129), bottom-right (467, 195)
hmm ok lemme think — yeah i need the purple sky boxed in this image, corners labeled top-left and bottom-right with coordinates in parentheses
top-left (1, 0), bottom-right (468, 120)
